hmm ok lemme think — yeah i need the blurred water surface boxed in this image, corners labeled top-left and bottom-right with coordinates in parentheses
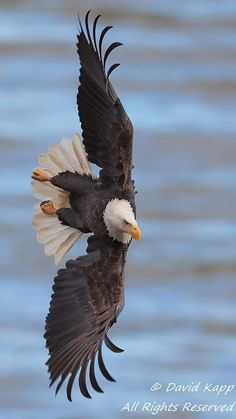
top-left (1, 1), bottom-right (236, 418)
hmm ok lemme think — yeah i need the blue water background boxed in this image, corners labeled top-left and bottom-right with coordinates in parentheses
top-left (1, 1), bottom-right (236, 418)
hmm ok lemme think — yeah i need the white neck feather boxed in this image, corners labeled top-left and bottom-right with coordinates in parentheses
top-left (103, 199), bottom-right (135, 244)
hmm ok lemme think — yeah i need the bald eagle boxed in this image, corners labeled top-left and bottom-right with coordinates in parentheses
top-left (31, 11), bottom-right (141, 400)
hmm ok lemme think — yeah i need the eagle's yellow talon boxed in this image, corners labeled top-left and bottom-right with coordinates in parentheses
top-left (40, 200), bottom-right (56, 215)
top-left (32, 167), bottom-right (50, 182)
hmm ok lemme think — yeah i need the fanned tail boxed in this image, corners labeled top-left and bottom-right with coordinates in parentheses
top-left (31, 133), bottom-right (94, 264)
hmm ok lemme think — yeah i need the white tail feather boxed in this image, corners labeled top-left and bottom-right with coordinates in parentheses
top-left (32, 133), bottom-right (94, 264)
top-left (54, 231), bottom-right (82, 265)
top-left (39, 154), bottom-right (59, 175)
top-left (72, 134), bottom-right (92, 175)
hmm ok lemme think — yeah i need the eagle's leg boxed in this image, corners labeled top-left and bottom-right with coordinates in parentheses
top-left (50, 171), bottom-right (95, 194)
top-left (32, 169), bottom-right (95, 194)
top-left (32, 168), bottom-right (51, 182)
top-left (40, 200), bottom-right (56, 215)
top-left (56, 208), bottom-right (90, 232)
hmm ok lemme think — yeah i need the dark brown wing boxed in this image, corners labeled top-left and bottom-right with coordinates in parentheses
top-left (77, 11), bottom-right (134, 192)
top-left (44, 235), bottom-right (126, 400)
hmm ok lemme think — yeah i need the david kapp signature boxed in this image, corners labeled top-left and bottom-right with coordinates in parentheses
top-left (150, 381), bottom-right (234, 396)
top-left (121, 381), bottom-right (236, 415)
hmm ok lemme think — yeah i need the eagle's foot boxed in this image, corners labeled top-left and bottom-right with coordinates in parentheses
top-left (32, 168), bottom-right (51, 182)
top-left (40, 200), bottom-right (56, 215)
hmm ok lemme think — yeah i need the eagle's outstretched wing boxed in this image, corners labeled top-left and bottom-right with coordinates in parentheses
top-left (44, 235), bottom-right (126, 400)
top-left (77, 11), bottom-right (134, 193)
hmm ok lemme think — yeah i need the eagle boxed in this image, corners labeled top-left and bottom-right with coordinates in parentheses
top-left (31, 11), bottom-right (141, 401)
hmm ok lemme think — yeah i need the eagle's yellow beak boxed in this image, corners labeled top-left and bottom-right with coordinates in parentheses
top-left (130, 225), bottom-right (141, 240)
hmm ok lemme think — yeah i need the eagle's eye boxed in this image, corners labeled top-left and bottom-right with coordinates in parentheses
top-left (124, 220), bottom-right (130, 225)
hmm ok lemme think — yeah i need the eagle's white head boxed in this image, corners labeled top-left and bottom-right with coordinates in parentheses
top-left (103, 198), bottom-right (141, 244)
